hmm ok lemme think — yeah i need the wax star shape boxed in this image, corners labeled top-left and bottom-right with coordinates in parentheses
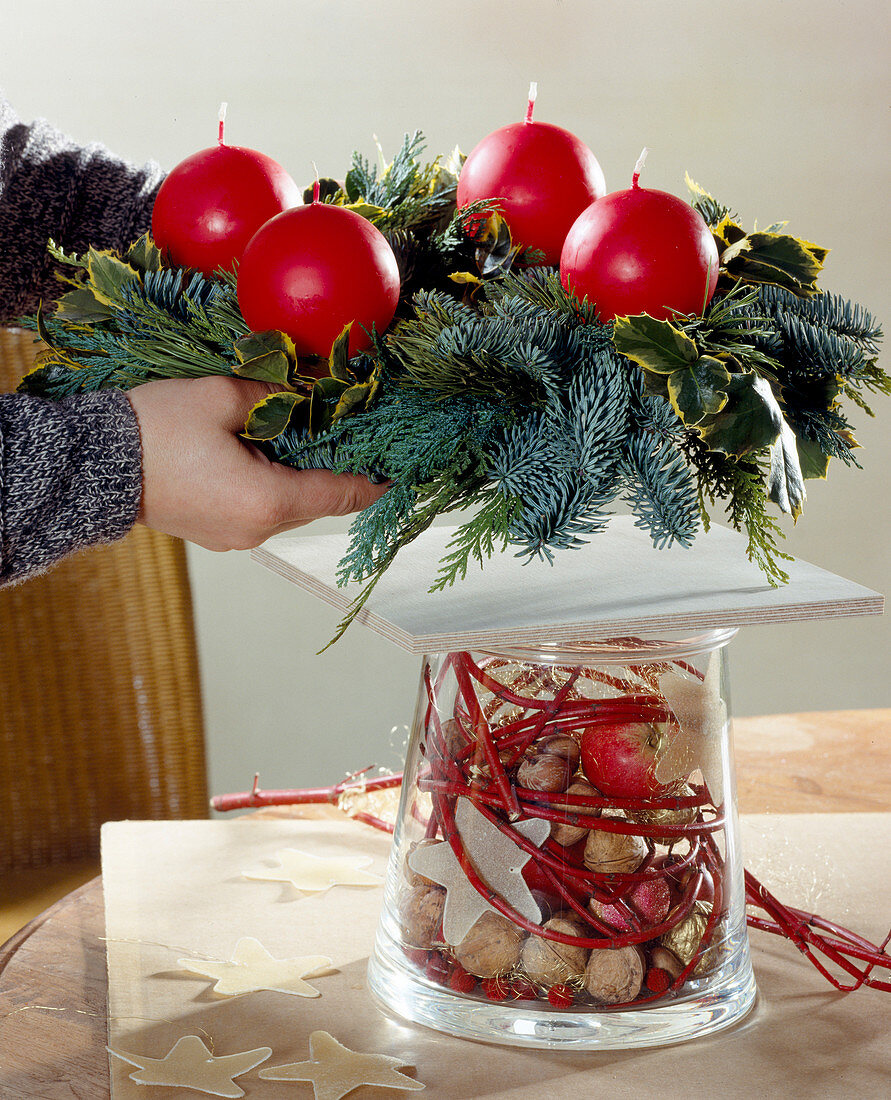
top-left (258, 1030), bottom-right (424, 1098)
top-left (243, 847), bottom-right (383, 894)
top-left (408, 796), bottom-right (550, 945)
top-left (656, 651), bottom-right (727, 804)
top-left (177, 937), bottom-right (335, 997)
top-left (108, 1035), bottom-right (271, 1098)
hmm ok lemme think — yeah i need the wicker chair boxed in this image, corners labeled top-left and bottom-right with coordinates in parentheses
top-left (0, 329), bottom-right (208, 937)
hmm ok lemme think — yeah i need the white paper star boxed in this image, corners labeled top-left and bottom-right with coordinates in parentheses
top-left (177, 937), bottom-right (335, 997)
top-left (656, 651), bottom-right (727, 804)
top-left (108, 1035), bottom-right (271, 1098)
top-left (408, 796), bottom-right (550, 945)
top-left (258, 1030), bottom-right (424, 1099)
top-left (243, 848), bottom-right (383, 894)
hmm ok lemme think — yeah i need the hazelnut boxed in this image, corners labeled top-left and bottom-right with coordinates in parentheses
top-left (453, 910), bottom-right (524, 978)
top-left (517, 735), bottom-right (581, 793)
top-left (649, 945), bottom-right (684, 980)
top-left (583, 812), bottom-right (648, 874)
top-left (520, 915), bottom-right (590, 985)
top-left (399, 885), bottom-right (445, 949)
top-left (583, 945), bottom-right (645, 1004)
top-left (550, 779), bottom-right (600, 846)
top-left (539, 734), bottom-right (581, 771)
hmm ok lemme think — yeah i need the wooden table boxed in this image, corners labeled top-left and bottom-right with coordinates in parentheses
top-left (1, 710), bottom-right (888, 1099)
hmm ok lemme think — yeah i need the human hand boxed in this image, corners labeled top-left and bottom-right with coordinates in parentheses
top-left (127, 376), bottom-right (388, 550)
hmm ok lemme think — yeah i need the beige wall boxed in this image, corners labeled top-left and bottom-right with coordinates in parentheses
top-left (5, 0), bottom-right (889, 797)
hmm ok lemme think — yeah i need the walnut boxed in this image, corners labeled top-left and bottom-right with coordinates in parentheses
top-left (629, 783), bottom-right (698, 845)
top-left (520, 914), bottom-right (590, 985)
top-left (399, 884), bottom-right (445, 949)
top-left (660, 908), bottom-right (708, 967)
top-left (583, 945), bottom-right (645, 1004)
top-left (550, 779), bottom-right (600, 846)
top-left (583, 811), bottom-right (648, 874)
top-left (453, 910), bottom-right (524, 978)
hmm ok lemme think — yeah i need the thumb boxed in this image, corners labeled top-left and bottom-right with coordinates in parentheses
top-left (265, 466), bottom-right (391, 531)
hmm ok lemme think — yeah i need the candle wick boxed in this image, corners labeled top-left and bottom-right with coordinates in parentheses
top-left (525, 81), bottom-right (538, 124)
top-left (632, 146), bottom-right (649, 188)
top-left (218, 102), bottom-right (228, 147)
top-left (311, 161), bottom-right (321, 204)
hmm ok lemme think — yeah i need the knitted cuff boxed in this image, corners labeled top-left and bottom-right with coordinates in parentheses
top-left (0, 388), bottom-right (143, 585)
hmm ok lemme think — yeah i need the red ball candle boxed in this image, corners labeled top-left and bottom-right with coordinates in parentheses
top-left (236, 182), bottom-right (400, 358)
top-left (560, 149), bottom-right (720, 322)
top-left (456, 83), bottom-right (606, 265)
top-left (151, 103), bottom-right (301, 276)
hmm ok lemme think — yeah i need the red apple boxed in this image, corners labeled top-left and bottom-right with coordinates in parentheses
top-left (579, 722), bottom-right (671, 799)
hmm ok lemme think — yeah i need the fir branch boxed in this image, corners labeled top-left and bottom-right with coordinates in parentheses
top-left (486, 267), bottom-right (602, 325)
top-left (619, 396), bottom-right (701, 550)
top-left (758, 285), bottom-right (883, 354)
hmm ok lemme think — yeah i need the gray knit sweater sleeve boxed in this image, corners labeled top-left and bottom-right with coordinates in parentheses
top-left (0, 92), bottom-right (165, 585)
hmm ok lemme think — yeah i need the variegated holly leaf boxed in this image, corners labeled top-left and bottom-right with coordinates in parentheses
top-left (342, 200), bottom-right (388, 223)
top-left (797, 437), bottom-right (831, 479)
top-left (667, 355), bottom-right (731, 425)
top-left (54, 286), bottom-right (113, 323)
top-left (125, 234), bottom-right (163, 274)
top-left (233, 353), bottom-right (290, 386)
top-left (684, 173), bottom-right (734, 228)
top-left (328, 323), bottom-right (353, 382)
top-left (697, 372), bottom-right (783, 456)
top-left (613, 314), bottom-right (699, 375)
top-left (233, 330), bottom-right (317, 389)
top-left (309, 375), bottom-right (350, 436)
top-left (723, 231), bottom-right (827, 295)
top-left (768, 418), bottom-right (806, 518)
top-left (86, 249), bottom-right (140, 306)
top-left (712, 215), bottom-right (747, 250)
top-left (334, 381), bottom-right (376, 420)
top-left (243, 391), bottom-right (306, 440)
top-left (234, 330), bottom-right (296, 364)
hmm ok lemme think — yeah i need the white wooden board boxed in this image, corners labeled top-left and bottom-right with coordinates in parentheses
top-left (252, 517), bottom-right (883, 653)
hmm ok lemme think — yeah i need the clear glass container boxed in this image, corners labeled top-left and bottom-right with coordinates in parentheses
top-left (367, 630), bottom-right (756, 1049)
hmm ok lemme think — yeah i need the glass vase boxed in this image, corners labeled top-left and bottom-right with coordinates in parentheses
top-left (367, 630), bottom-right (756, 1049)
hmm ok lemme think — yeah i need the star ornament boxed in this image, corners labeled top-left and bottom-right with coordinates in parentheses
top-left (259, 1030), bottom-right (424, 1099)
top-left (243, 847), bottom-right (383, 894)
top-left (108, 1035), bottom-right (271, 1098)
top-left (177, 937), bottom-right (335, 997)
top-left (656, 651), bottom-right (727, 805)
top-left (408, 796), bottom-right (550, 946)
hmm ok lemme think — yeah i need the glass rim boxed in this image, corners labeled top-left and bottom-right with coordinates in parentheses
top-left (465, 627), bottom-right (739, 666)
